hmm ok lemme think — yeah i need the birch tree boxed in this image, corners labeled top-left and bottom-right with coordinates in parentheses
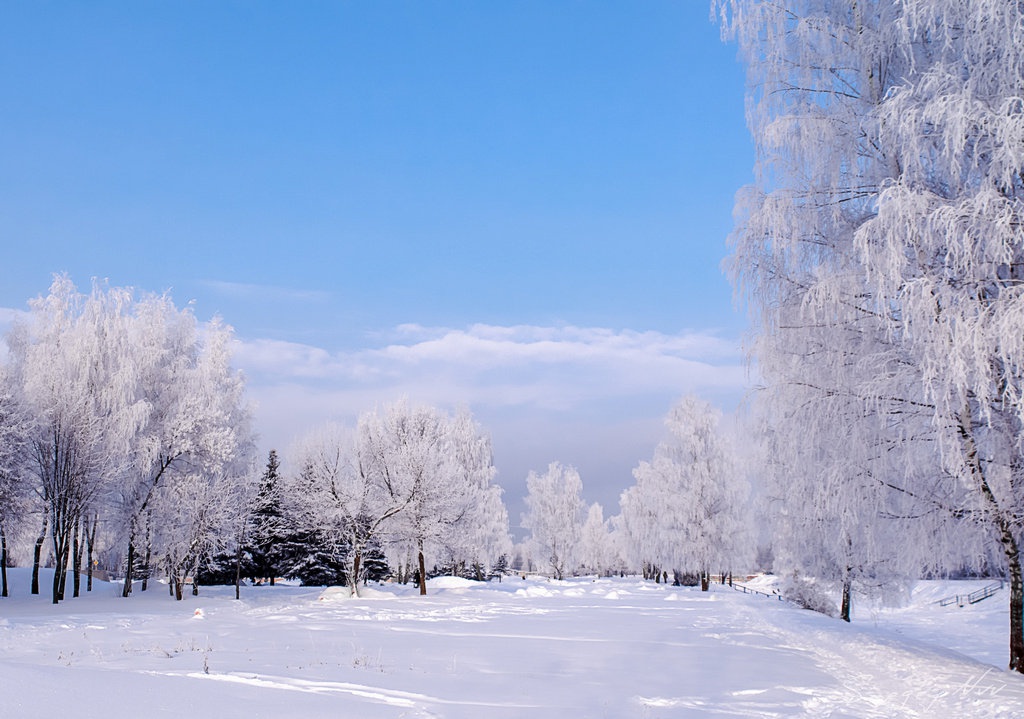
top-left (578, 503), bottom-right (614, 577)
top-left (622, 396), bottom-right (749, 589)
top-left (719, 0), bottom-right (1024, 666)
top-left (433, 409), bottom-right (510, 580)
top-left (285, 422), bottom-right (407, 597)
top-left (363, 401), bottom-right (504, 594)
top-left (4, 277), bottom-right (256, 602)
top-left (522, 462), bottom-right (585, 580)
top-left (0, 368), bottom-right (31, 597)
top-left (149, 321), bottom-right (256, 600)
top-left (8, 277), bottom-right (117, 603)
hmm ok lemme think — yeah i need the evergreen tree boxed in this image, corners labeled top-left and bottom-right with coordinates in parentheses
top-left (250, 450), bottom-right (286, 585)
top-left (492, 554), bottom-right (510, 580)
top-left (361, 537), bottom-right (390, 584)
top-left (279, 528), bottom-right (348, 586)
top-left (196, 546), bottom-right (254, 586)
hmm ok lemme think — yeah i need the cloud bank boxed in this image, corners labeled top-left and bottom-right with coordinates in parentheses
top-left (236, 322), bottom-right (746, 415)
top-left (234, 323), bottom-right (751, 520)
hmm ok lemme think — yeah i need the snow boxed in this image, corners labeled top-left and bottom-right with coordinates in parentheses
top-left (2, 570), bottom-right (1024, 717)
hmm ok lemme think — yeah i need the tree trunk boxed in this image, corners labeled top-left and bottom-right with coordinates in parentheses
top-left (1007, 552), bottom-right (1024, 673)
top-left (700, 571), bottom-right (710, 592)
top-left (0, 523), bottom-right (8, 598)
top-left (52, 511), bottom-right (70, 605)
top-left (141, 519), bottom-right (152, 592)
top-left (72, 515), bottom-right (82, 599)
top-left (351, 550), bottom-right (362, 598)
top-left (234, 542), bottom-right (243, 601)
top-left (31, 513), bottom-right (47, 596)
top-left (840, 576), bottom-right (852, 623)
top-left (52, 553), bottom-right (63, 603)
top-left (123, 538), bottom-right (135, 597)
top-left (418, 544), bottom-right (427, 596)
top-left (86, 514), bottom-right (97, 592)
top-left (957, 403), bottom-right (1024, 672)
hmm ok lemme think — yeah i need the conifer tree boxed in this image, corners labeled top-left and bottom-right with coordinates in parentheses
top-left (250, 450), bottom-right (286, 585)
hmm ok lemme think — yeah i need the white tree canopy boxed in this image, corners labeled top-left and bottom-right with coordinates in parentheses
top-left (4, 276), bottom-right (256, 601)
top-left (719, 0), bottom-right (1024, 664)
top-left (620, 396), bottom-right (749, 585)
top-left (522, 461), bottom-right (585, 580)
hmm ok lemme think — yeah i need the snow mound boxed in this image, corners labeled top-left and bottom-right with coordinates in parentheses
top-left (428, 576), bottom-right (481, 590)
top-left (318, 587), bottom-right (353, 601)
top-left (318, 585), bottom-right (395, 601)
top-left (515, 585), bottom-right (553, 598)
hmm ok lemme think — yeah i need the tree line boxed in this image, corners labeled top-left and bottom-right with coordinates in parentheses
top-left (0, 278), bottom-right (750, 603)
top-left (520, 396), bottom-right (750, 589)
top-left (0, 276), bottom-right (254, 603)
top-left (0, 278), bottom-right (520, 600)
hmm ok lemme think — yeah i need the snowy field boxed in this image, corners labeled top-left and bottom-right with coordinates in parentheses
top-left (2, 571), bottom-right (1024, 718)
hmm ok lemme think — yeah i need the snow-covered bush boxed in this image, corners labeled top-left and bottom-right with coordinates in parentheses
top-left (780, 572), bottom-right (837, 618)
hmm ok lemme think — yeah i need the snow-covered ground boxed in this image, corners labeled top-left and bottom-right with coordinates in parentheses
top-left (2, 570), bottom-right (1023, 718)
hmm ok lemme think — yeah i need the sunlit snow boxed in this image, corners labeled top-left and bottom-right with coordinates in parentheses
top-left (2, 570), bottom-right (1023, 717)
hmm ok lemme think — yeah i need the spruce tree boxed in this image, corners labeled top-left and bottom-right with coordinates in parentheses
top-left (250, 450), bottom-right (286, 585)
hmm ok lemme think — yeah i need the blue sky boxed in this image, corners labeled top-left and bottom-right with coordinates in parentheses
top-left (0, 2), bottom-right (753, 521)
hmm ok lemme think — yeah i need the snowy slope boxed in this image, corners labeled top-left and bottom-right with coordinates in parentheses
top-left (1, 570), bottom-right (1022, 718)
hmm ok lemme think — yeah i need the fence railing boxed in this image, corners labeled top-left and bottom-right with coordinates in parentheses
top-left (731, 582), bottom-right (784, 601)
top-left (937, 581), bottom-right (1003, 607)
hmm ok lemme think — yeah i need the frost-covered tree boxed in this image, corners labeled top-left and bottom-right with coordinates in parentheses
top-left (285, 422), bottom-right (407, 596)
top-left (433, 409), bottom-right (511, 580)
top-left (719, 0), bottom-right (1024, 666)
top-left (522, 462), bottom-right (585, 580)
top-left (577, 503), bottom-right (614, 577)
top-left (249, 449), bottom-right (287, 585)
top-left (854, 1), bottom-right (1024, 669)
top-left (4, 277), bottom-right (256, 603)
top-left (362, 402), bottom-right (505, 594)
top-left (118, 309), bottom-right (254, 597)
top-left (621, 396), bottom-right (749, 590)
top-left (284, 403), bottom-right (506, 595)
top-left (360, 401), bottom-right (451, 595)
top-left (142, 320), bottom-right (256, 600)
top-left (0, 368), bottom-right (31, 598)
top-left (8, 278), bottom-right (119, 603)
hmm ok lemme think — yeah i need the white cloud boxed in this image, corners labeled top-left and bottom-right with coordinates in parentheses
top-left (233, 323), bottom-right (747, 414)
top-left (235, 323), bottom-right (753, 526)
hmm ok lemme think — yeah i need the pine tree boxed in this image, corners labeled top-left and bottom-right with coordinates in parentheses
top-left (279, 528), bottom-right (348, 586)
top-left (250, 450), bottom-right (286, 585)
top-left (361, 537), bottom-right (390, 584)
top-left (492, 554), bottom-right (510, 581)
